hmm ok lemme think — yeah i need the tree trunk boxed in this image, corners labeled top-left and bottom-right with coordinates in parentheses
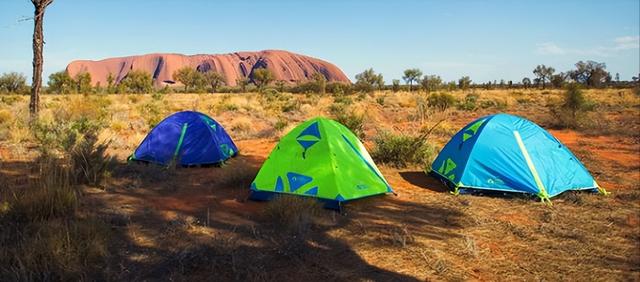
top-left (30, 0), bottom-right (52, 119)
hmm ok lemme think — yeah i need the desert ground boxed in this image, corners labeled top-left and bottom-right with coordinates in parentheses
top-left (1, 88), bottom-right (639, 281)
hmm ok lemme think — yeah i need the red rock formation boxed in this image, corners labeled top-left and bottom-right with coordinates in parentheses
top-left (66, 50), bottom-right (350, 88)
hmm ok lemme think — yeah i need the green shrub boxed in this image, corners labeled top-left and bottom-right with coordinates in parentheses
top-left (427, 92), bottom-right (457, 110)
top-left (371, 131), bottom-right (436, 168)
top-left (329, 104), bottom-right (365, 137)
top-left (549, 84), bottom-right (596, 129)
top-left (376, 96), bottom-right (385, 106)
top-left (274, 118), bottom-right (288, 131)
top-left (458, 93), bottom-right (478, 111)
top-left (70, 132), bottom-right (115, 187)
top-left (282, 99), bottom-right (300, 113)
top-left (326, 82), bottom-right (353, 96)
top-left (139, 101), bottom-right (163, 129)
top-left (334, 95), bottom-right (353, 105)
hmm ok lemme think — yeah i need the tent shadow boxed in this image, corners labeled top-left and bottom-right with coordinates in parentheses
top-left (399, 171), bottom-right (450, 193)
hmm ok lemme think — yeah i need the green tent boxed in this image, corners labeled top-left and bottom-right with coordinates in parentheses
top-left (249, 117), bottom-right (393, 208)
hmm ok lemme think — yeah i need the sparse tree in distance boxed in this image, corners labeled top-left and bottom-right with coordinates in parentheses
top-left (550, 73), bottom-right (566, 88)
top-left (252, 68), bottom-right (274, 90)
top-left (275, 80), bottom-right (286, 92)
top-left (172, 67), bottom-right (198, 92)
top-left (402, 68), bottom-right (422, 91)
top-left (447, 81), bottom-right (457, 91)
top-left (74, 72), bottom-right (92, 94)
top-left (421, 75), bottom-right (442, 93)
top-left (569, 60), bottom-right (608, 87)
top-left (533, 65), bottom-right (555, 89)
top-left (236, 77), bottom-right (249, 92)
top-left (311, 72), bottom-right (326, 94)
top-left (106, 72), bottom-right (116, 94)
top-left (120, 70), bottom-right (153, 94)
top-left (29, 0), bottom-right (54, 118)
top-left (354, 68), bottom-right (384, 93)
top-left (47, 70), bottom-right (75, 94)
top-left (203, 71), bottom-right (225, 93)
top-left (458, 76), bottom-right (472, 91)
top-left (391, 79), bottom-right (401, 92)
top-left (0, 72), bottom-right (27, 94)
top-left (522, 77), bottom-right (531, 89)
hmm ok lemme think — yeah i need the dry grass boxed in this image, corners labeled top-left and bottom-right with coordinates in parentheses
top-left (0, 89), bottom-right (638, 281)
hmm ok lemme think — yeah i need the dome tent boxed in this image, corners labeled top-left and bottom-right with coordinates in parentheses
top-left (129, 111), bottom-right (237, 166)
top-left (249, 117), bottom-right (393, 208)
top-left (430, 113), bottom-right (607, 202)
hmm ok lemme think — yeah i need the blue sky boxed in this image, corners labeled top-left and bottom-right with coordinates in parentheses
top-left (1, 0), bottom-right (638, 83)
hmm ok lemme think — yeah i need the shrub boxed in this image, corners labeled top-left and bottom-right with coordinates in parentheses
top-left (329, 104), bottom-right (365, 137)
top-left (274, 118), bottom-right (288, 132)
top-left (326, 82), bottom-right (353, 96)
top-left (549, 84), bottom-right (595, 129)
top-left (371, 131), bottom-right (436, 168)
top-left (0, 72), bottom-right (27, 94)
top-left (120, 70), bottom-right (153, 94)
top-left (427, 92), bottom-right (457, 110)
top-left (139, 100), bottom-right (164, 129)
top-left (458, 93), bottom-right (479, 111)
top-left (70, 132), bottom-right (115, 187)
top-left (334, 95), bottom-right (353, 105)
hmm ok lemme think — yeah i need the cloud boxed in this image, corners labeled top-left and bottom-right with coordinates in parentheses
top-left (536, 36), bottom-right (639, 57)
top-left (613, 36), bottom-right (640, 50)
top-left (536, 42), bottom-right (566, 55)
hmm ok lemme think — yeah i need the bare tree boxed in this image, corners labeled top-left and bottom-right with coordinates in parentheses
top-left (533, 65), bottom-right (555, 89)
top-left (29, 0), bottom-right (54, 118)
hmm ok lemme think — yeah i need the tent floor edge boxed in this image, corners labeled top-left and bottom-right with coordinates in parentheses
top-left (248, 190), bottom-right (358, 211)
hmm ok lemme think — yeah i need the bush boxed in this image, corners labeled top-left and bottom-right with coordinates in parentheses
top-left (139, 99), bottom-right (164, 129)
top-left (0, 72), bottom-right (27, 94)
top-left (549, 84), bottom-right (595, 129)
top-left (326, 82), bottom-right (353, 96)
top-left (329, 104), bottom-right (365, 137)
top-left (70, 132), bottom-right (115, 187)
top-left (458, 93), bottom-right (479, 111)
top-left (120, 70), bottom-right (153, 94)
top-left (274, 118), bottom-right (288, 131)
top-left (371, 131), bottom-right (436, 168)
top-left (427, 92), bottom-right (457, 110)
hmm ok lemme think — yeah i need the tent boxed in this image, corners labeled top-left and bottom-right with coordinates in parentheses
top-left (430, 113), bottom-right (606, 202)
top-left (129, 111), bottom-right (238, 166)
top-left (250, 117), bottom-right (393, 208)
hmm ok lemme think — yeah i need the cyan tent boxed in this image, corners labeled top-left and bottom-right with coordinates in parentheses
top-left (430, 113), bottom-right (606, 202)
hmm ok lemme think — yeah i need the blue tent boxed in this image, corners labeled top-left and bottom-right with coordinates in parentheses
top-left (430, 113), bottom-right (606, 202)
top-left (129, 111), bottom-right (238, 166)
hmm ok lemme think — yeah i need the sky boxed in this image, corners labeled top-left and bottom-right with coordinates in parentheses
top-left (1, 0), bottom-right (639, 83)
